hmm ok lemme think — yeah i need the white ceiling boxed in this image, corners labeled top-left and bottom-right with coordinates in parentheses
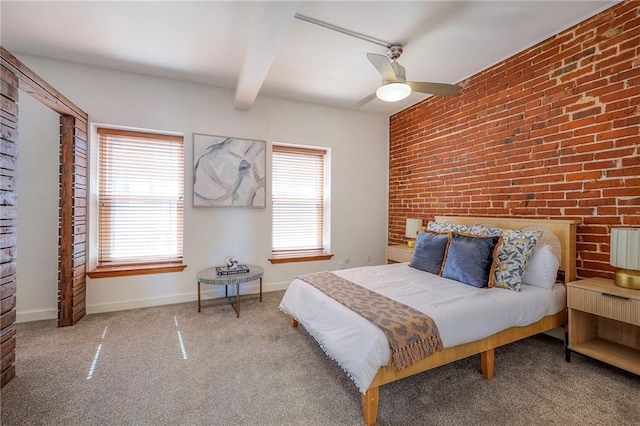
top-left (1, 1), bottom-right (618, 116)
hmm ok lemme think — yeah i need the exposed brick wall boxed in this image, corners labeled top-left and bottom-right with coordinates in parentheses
top-left (389, 0), bottom-right (639, 279)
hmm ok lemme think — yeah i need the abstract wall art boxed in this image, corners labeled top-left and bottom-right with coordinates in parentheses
top-left (193, 133), bottom-right (266, 208)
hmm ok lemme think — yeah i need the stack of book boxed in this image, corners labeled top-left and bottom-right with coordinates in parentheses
top-left (216, 264), bottom-right (250, 276)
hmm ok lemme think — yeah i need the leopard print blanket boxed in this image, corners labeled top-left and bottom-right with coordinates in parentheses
top-left (297, 271), bottom-right (443, 370)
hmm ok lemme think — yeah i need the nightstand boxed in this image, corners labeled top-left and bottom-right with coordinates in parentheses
top-left (566, 277), bottom-right (640, 375)
top-left (386, 244), bottom-right (413, 264)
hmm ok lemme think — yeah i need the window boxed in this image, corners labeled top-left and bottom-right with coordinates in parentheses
top-left (270, 144), bottom-right (332, 263)
top-left (87, 128), bottom-right (185, 278)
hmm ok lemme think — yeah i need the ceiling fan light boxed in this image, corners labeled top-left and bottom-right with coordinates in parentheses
top-left (376, 82), bottom-right (411, 102)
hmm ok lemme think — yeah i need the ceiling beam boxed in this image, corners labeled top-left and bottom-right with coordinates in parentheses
top-left (234, 2), bottom-right (299, 111)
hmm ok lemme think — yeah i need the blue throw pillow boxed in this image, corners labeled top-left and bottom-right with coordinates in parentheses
top-left (409, 230), bottom-right (449, 275)
top-left (442, 233), bottom-right (501, 288)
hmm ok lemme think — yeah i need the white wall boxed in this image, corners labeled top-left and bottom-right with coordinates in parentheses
top-left (15, 54), bottom-right (389, 320)
top-left (15, 92), bottom-right (60, 322)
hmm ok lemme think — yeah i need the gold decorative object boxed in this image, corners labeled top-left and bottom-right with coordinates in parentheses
top-left (610, 228), bottom-right (640, 290)
top-left (614, 269), bottom-right (640, 289)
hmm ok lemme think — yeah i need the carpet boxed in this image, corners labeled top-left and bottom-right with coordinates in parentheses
top-left (1, 291), bottom-right (639, 425)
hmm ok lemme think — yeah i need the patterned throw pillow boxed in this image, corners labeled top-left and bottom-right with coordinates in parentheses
top-left (441, 233), bottom-right (502, 288)
top-left (483, 228), bottom-right (542, 291)
top-left (429, 222), bottom-right (542, 291)
top-left (469, 224), bottom-right (503, 237)
top-left (429, 222), bottom-right (499, 238)
top-left (427, 221), bottom-right (473, 234)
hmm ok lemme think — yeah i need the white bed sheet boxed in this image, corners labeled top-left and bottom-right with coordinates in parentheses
top-left (279, 262), bottom-right (566, 392)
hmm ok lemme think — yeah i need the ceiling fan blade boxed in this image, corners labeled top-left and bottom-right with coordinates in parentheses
top-left (407, 81), bottom-right (462, 96)
top-left (351, 92), bottom-right (378, 108)
top-left (367, 53), bottom-right (397, 82)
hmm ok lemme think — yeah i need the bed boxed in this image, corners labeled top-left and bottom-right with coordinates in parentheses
top-left (280, 216), bottom-right (579, 425)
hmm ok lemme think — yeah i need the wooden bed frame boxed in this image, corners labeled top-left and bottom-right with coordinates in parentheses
top-left (290, 216), bottom-right (579, 426)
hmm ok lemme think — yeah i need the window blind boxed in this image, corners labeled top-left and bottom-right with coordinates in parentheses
top-left (272, 145), bottom-right (326, 256)
top-left (97, 128), bottom-right (184, 266)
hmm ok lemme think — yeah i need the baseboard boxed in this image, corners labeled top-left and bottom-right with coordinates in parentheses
top-left (85, 280), bottom-right (291, 315)
top-left (16, 308), bottom-right (58, 323)
top-left (543, 326), bottom-right (565, 341)
top-left (16, 281), bottom-right (291, 321)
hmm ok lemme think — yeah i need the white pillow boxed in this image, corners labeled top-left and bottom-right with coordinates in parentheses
top-left (521, 244), bottom-right (559, 290)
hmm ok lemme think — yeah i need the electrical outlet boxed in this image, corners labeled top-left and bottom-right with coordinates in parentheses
top-left (345, 258), bottom-right (350, 264)
top-left (366, 255), bottom-right (372, 264)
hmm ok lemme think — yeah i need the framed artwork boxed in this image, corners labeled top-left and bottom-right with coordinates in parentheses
top-left (193, 133), bottom-right (266, 208)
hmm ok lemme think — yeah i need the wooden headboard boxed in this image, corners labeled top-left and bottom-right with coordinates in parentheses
top-left (434, 216), bottom-right (580, 283)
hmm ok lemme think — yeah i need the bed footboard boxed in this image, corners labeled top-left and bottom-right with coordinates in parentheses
top-left (360, 311), bottom-right (565, 425)
top-left (360, 348), bottom-right (496, 425)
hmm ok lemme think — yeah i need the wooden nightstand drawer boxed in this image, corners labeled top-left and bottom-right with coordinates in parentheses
top-left (386, 245), bottom-right (413, 263)
top-left (568, 286), bottom-right (640, 326)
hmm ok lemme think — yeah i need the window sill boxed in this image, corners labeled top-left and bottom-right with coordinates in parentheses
top-left (87, 262), bottom-right (187, 279)
top-left (269, 253), bottom-right (334, 264)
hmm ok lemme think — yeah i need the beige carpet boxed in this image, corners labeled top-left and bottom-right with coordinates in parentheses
top-left (1, 291), bottom-right (639, 425)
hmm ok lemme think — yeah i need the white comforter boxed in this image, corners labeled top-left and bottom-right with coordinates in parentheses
top-left (279, 263), bottom-right (566, 392)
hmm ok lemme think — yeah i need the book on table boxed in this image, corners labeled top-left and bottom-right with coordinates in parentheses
top-left (216, 265), bottom-right (250, 275)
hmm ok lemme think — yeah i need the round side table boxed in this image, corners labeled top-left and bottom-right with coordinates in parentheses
top-left (196, 265), bottom-right (264, 318)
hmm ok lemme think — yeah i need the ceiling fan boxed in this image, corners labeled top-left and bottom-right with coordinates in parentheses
top-left (355, 45), bottom-right (462, 107)
top-left (293, 13), bottom-right (463, 108)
